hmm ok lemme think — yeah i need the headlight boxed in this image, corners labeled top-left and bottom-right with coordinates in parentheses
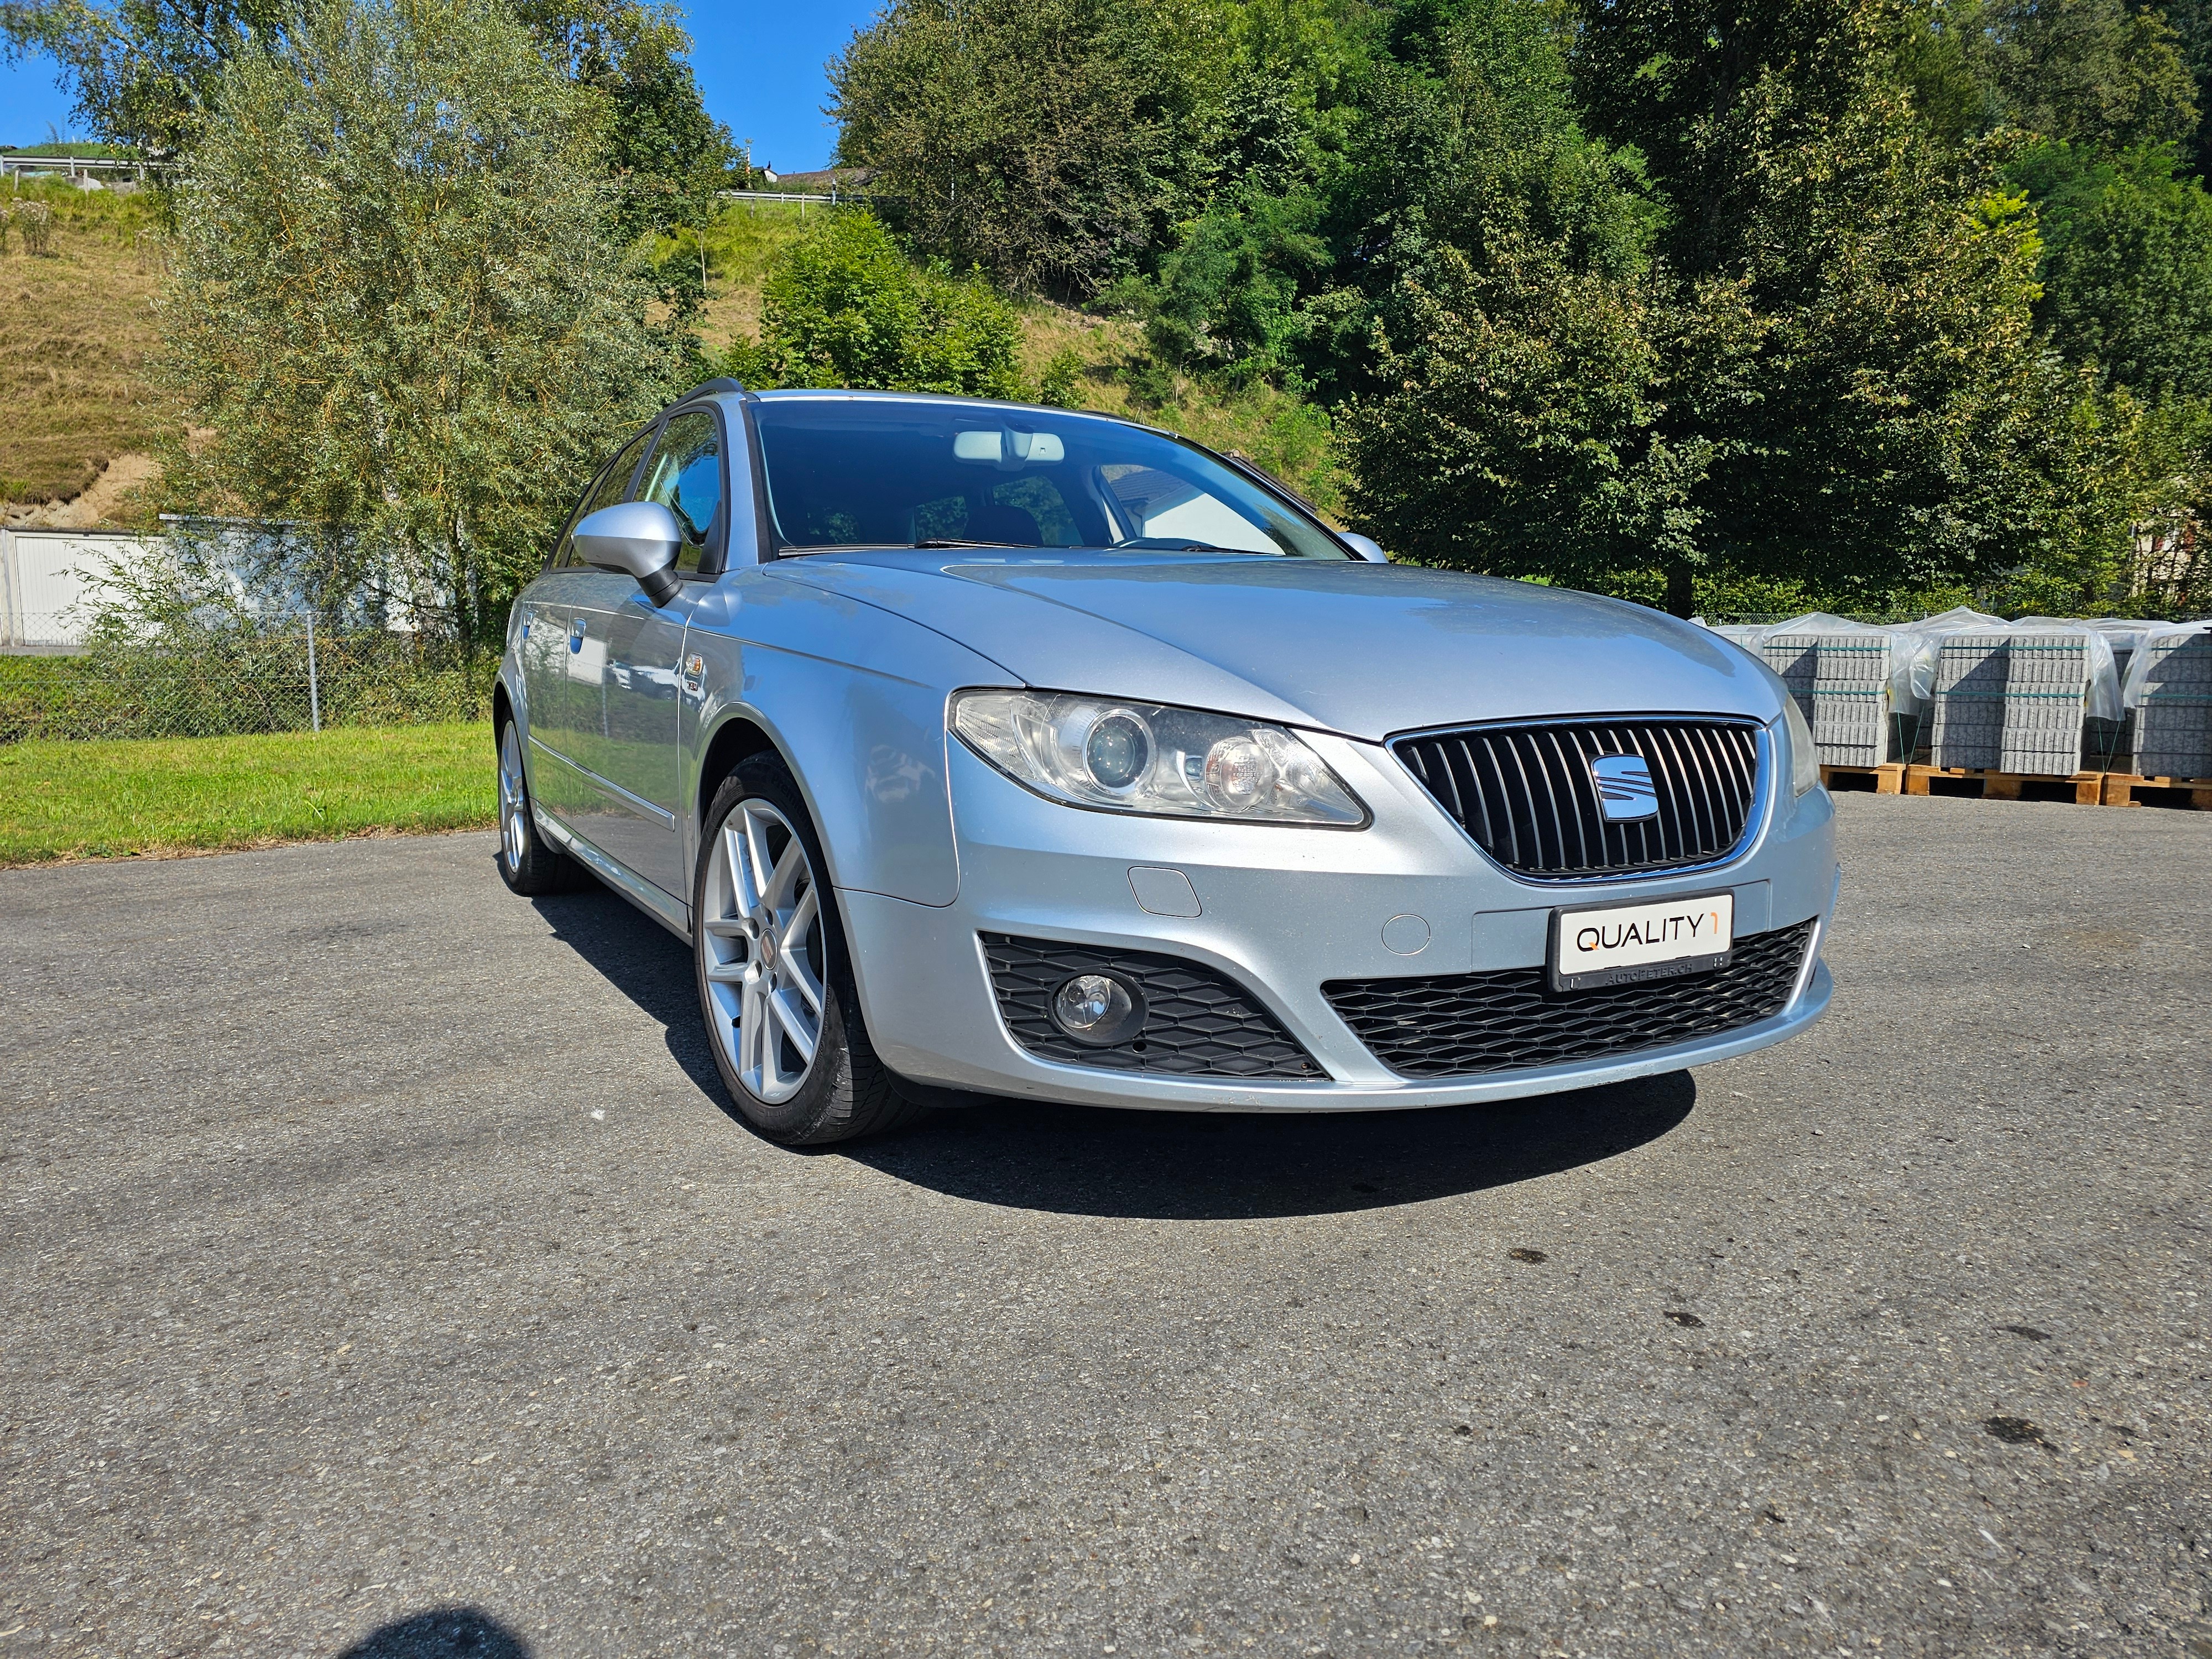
top-left (951, 690), bottom-right (1368, 825)
top-left (1781, 697), bottom-right (1820, 796)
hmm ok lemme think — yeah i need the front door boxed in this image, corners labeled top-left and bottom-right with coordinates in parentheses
top-left (551, 575), bottom-right (690, 897)
top-left (520, 424), bottom-right (690, 893)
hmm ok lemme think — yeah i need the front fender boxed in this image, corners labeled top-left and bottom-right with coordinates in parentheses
top-left (682, 578), bottom-right (1011, 907)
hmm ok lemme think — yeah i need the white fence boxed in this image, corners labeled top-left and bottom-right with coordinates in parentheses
top-left (2, 156), bottom-right (175, 190)
top-left (0, 528), bottom-right (151, 650)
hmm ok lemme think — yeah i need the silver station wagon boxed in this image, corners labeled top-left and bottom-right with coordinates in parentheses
top-left (495, 383), bottom-right (1838, 1144)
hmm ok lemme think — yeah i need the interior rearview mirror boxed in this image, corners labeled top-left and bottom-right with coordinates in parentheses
top-left (575, 501), bottom-right (683, 605)
top-left (1340, 533), bottom-right (1390, 564)
top-left (954, 428), bottom-right (1065, 466)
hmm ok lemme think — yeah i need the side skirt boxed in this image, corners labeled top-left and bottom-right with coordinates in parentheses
top-left (534, 804), bottom-right (693, 943)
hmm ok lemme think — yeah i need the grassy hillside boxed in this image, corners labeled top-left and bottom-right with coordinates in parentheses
top-left (686, 201), bottom-right (1344, 515)
top-left (0, 179), bottom-right (166, 514)
top-left (2, 193), bottom-right (1339, 526)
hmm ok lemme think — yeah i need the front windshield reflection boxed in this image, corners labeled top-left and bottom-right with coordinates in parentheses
top-left (752, 399), bottom-right (1349, 560)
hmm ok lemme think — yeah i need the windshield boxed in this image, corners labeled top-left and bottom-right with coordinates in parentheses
top-left (752, 398), bottom-right (1349, 559)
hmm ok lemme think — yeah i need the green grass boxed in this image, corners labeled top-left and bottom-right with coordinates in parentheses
top-left (0, 723), bottom-right (495, 867)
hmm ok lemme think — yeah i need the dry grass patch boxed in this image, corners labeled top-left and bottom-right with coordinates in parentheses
top-left (0, 181), bottom-right (166, 514)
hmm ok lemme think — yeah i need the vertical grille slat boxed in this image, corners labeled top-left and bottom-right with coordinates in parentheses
top-left (1392, 716), bottom-right (1764, 879)
top-left (1666, 725), bottom-right (1713, 857)
top-left (1537, 729), bottom-right (1582, 872)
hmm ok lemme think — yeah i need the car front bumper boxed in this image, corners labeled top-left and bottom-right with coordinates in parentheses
top-left (840, 730), bottom-right (1838, 1112)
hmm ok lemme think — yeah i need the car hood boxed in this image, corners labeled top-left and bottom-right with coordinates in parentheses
top-left (763, 552), bottom-right (1781, 740)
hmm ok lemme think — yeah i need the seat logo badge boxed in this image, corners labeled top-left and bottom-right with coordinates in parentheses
top-left (1590, 754), bottom-right (1659, 822)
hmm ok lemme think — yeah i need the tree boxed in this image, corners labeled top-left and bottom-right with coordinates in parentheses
top-left (2010, 140), bottom-right (2212, 398)
top-left (1340, 238), bottom-right (1756, 599)
top-left (3, 0), bottom-right (732, 211)
top-left (830, 0), bottom-right (1231, 296)
top-left (728, 210), bottom-right (1025, 399)
top-left (0, 0), bottom-right (302, 156)
top-left (515, 0), bottom-right (737, 272)
top-left (156, 0), bottom-right (680, 648)
top-left (1341, 0), bottom-right (2051, 614)
top-left (1981, 0), bottom-right (2199, 151)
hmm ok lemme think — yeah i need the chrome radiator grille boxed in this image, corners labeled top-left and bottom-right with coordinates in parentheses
top-left (1392, 718), bottom-right (1762, 878)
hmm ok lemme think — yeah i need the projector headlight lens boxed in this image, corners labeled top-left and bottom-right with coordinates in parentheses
top-left (951, 690), bottom-right (1367, 825)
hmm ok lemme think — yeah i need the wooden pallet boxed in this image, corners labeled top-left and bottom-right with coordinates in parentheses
top-left (2098, 773), bottom-right (2212, 810)
top-left (1819, 762), bottom-right (1906, 794)
top-left (1903, 765), bottom-right (2112, 805)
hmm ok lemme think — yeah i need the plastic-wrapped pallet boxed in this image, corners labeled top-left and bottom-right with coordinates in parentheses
top-left (1740, 614), bottom-right (1902, 765)
top-left (2130, 627), bottom-right (2212, 780)
top-left (1929, 633), bottom-right (2010, 770)
top-left (1812, 634), bottom-right (1890, 766)
top-left (1999, 631), bottom-right (2092, 775)
top-left (1758, 632), bottom-right (1818, 726)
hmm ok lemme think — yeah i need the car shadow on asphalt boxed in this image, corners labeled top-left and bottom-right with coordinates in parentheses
top-left (531, 883), bottom-right (727, 1100)
top-left (846, 1073), bottom-right (1696, 1220)
top-left (535, 879), bottom-right (1697, 1220)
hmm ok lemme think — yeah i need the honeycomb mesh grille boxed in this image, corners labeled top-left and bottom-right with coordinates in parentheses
top-left (1322, 921), bottom-right (1814, 1079)
top-left (982, 935), bottom-right (1323, 1078)
top-left (1393, 718), bottom-right (1762, 878)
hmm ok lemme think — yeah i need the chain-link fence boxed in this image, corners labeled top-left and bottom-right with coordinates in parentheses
top-left (0, 624), bottom-right (494, 743)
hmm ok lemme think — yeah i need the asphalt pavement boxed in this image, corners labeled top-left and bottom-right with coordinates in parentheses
top-left (1, 793), bottom-right (2206, 1658)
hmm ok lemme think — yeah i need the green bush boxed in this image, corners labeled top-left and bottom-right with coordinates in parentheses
top-left (727, 210), bottom-right (1025, 398)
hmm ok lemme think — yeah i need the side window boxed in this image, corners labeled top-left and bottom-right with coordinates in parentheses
top-left (637, 411), bottom-right (724, 573)
top-left (555, 427), bottom-right (655, 567)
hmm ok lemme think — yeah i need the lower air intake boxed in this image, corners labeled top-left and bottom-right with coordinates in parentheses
top-left (982, 934), bottom-right (1323, 1078)
top-left (1322, 921), bottom-right (1815, 1079)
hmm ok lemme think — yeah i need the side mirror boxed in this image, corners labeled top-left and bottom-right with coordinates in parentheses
top-left (574, 501), bottom-right (682, 606)
top-left (1340, 532), bottom-right (1390, 564)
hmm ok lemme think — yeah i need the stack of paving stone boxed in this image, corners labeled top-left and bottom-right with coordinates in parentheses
top-left (1810, 635), bottom-right (1891, 766)
top-left (1928, 633), bottom-right (2012, 770)
top-left (1757, 629), bottom-right (1893, 765)
top-left (1757, 632), bottom-right (1818, 727)
top-left (2132, 630), bottom-right (2212, 779)
top-left (1928, 631), bottom-right (2093, 775)
top-left (1999, 632), bottom-right (2094, 775)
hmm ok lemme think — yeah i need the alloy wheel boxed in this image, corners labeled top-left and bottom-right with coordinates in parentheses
top-left (498, 723), bottom-right (529, 874)
top-left (700, 799), bottom-right (826, 1104)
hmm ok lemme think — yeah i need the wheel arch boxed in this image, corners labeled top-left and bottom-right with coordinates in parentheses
top-left (694, 713), bottom-right (788, 836)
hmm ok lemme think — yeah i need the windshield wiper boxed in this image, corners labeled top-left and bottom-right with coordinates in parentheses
top-left (1109, 537), bottom-right (1274, 555)
top-left (912, 538), bottom-right (1032, 550)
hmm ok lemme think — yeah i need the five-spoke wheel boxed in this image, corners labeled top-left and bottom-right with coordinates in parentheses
top-left (692, 760), bottom-right (921, 1144)
top-left (700, 798), bottom-right (826, 1104)
top-left (493, 713), bottom-right (579, 895)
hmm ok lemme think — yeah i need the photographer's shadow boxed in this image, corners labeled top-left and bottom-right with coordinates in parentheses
top-left (533, 877), bottom-right (1697, 1220)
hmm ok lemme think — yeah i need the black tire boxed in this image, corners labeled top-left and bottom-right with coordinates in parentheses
top-left (495, 714), bottom-right (583, 895)
top-left (693, 757), bottom-right (927, 1145)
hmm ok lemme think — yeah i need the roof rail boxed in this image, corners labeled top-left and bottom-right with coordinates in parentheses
top-left (677, 378), bottom-right (747, 402)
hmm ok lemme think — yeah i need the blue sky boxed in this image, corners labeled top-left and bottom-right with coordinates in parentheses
top-left (2, 3), bottom-right (879, 170)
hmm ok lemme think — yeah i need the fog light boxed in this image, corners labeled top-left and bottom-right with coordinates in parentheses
top-left (1050, 972), bottom-right (1145, 1046)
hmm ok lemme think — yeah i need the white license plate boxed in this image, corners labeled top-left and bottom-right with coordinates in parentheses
top-left (1550, 891), bottom-right (1734, 992)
